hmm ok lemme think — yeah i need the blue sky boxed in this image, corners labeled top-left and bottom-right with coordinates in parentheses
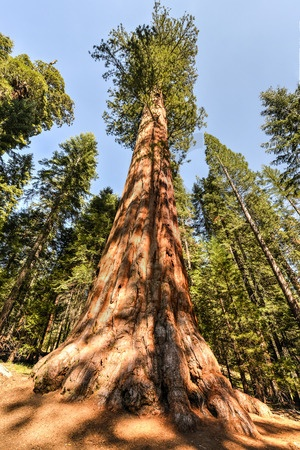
top-left (1, 0), bottom-right (300, 195)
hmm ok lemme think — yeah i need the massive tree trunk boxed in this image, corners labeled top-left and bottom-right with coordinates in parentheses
top-left (32, 93), bottom-right (269, 434)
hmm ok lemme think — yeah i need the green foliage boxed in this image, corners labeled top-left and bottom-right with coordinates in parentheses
top-left (191, 136), bottom-right (300, 404)
top-left (260, 85), bottom-right (300, 194)
top-left (0, 152), bottom-right (33, 231)
top-left (91, 2), bottom-right (205, 157)
top-left (0, 32), bottom-right (74, 154)
top-left (29, 133), bottom-right (98, 220)
top-left (204, 134), bottom-right (257, 196)
top-left (0, 207), bottom-right (45, 297)
top-left (0, 34), bottom-right (13, 60)
top-left (0, 31), bottom-right (75, 242)
top-left (72, 187), bottom-right (119, 267)
top-left (49, 187), bottom-right (119, 300)
top-left (260, 165), bottom-right (300, 216)
top-left (0, 187), bottom-right (118, 361)
top-left (173, 173), bottom-right (195, 269)
top-left (0, 133), bottom-right (98, 338)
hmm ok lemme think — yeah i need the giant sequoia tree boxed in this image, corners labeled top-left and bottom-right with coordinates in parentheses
top-left (32, 4), bottom-right (269, 433)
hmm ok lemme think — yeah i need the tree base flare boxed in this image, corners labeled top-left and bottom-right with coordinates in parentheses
top-left (32, 329), bottom-right (270, 436)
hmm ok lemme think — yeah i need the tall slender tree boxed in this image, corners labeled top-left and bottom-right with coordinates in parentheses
top-left (204, 134), bottom-right (300, 327)
top-left (0, 133), bottom-right (98, 332)
top-left (32, 4), bottom-right (269, 434)
top-left (192, 169), bottom-right (300, 404)
top-left (0, 152), bottom-right (32, 232)
top-left (260, 165), bottom-right (300, 216)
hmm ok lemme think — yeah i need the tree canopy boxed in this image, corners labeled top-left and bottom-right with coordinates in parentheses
top-left (260, 85), bottom-right (300, 194)
top-left (91, 1), bottom-right (206, 160)
top-left (30, 133), bottom-right (98, 219)
top-left (0, 33), bottom-right (74, 154)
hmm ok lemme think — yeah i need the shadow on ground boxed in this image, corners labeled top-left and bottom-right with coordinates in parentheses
top-left (0, 373), bottom-right (300, 450)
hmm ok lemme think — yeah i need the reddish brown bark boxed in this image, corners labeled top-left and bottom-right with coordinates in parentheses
top-left (32, 93), bottom-right (269, 434)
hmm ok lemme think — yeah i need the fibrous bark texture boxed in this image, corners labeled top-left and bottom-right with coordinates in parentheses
top-left (32, 93), bottom-right (270, 434)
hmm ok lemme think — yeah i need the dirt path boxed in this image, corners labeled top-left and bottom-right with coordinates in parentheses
top-left (0, 368), bottom-right (300, 450)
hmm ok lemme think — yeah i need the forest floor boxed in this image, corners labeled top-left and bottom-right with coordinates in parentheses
top-left (0, 363), bottom-right (300, 450)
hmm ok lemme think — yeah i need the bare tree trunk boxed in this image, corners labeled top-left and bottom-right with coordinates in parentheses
top-left (286, 195), bottom-right (300, 217)
top-left (32, 93), bottom-right (269, 434)
top-left (218, 296), bottom-right (251, 394)
top-left (183, 237), bottom-right (192, 270)
top-left (277, 253), bottom-right (300, 298)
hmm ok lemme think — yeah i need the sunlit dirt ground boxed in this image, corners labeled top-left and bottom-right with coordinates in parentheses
top-left (0, 369), bottom-right (299, 449)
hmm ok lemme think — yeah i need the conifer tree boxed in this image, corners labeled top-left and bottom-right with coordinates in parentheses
top-left (204, 134), bottom-right (300, 327)
top-left (32, 4), bottom-right (269, 434)
top-left (260, 85), bottom-right (300, 194)
top-left (0, 33), bottom-right (74, 153)
top-left (192, 170), bottom-right (300, 404)
top-left (0, 133), bottom-right (98, 332)
top-left (0, 152), bottom-right (32, 232)
top-left (261, 165), bottom-right (300, 216)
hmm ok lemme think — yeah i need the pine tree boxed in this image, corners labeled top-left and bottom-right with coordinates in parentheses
top-left (192, 173), bottom-right (300, 404)
top-left (0, 133), bottom-right (98, 332)
top-left (205, 134), bottom-right (300, 327)
top-left (260, 165), bottom-right (300, 216)
top-left (0, 152), bottom-right (32, 232)
top-left (260, 85), bottom-right (300, 194)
